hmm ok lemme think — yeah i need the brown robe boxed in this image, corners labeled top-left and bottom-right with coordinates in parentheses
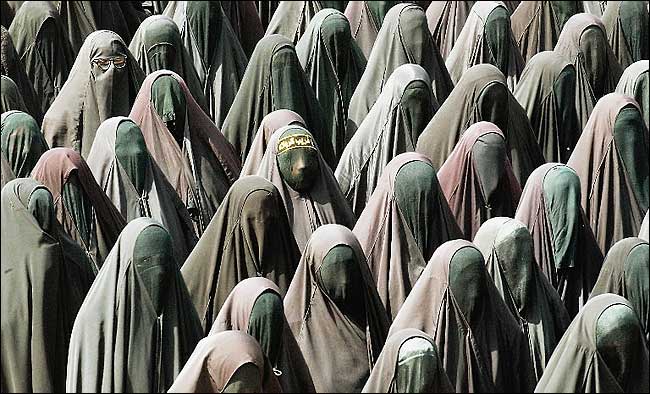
top-left (426, 1), bottom-right (475, 59)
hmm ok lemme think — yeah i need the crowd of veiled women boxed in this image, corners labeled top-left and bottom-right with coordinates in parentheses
top-left (1, 1), bottom-right (648, 393)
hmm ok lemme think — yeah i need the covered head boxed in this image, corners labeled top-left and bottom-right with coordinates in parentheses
top-left (602, 1), bottom-right (649, 69)
top-left (0, 75), bottom-right (28, 115)
top-left (264, 1), bottom-right (339, 44)
top-left (425, 1), bottom-right (475, 59)
top-left (344, 1), bottom-right (402, 58)
top-left (1, 110), bottom-right (49, 178)
top-left (616, 60), bottom-right (649, 127)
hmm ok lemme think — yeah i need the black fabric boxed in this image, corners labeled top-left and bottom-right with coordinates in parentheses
top-left (276, 128), bottom-right (321, 193)
top-left (485, 6), bottom-right (511, 78)
top-left (613, 105), bottom-right (649, 211)
top-left (133, 224), bottom-right (174, 316)
top-left (151, 75), bottom-right (187, 146)
top-left (473, 132), bottom-right (508, 209)
top-left (248, 291), bottom-right (285, 366)
top-left (62, 172), bottom-right (94, 250)
top-left (115, 119), bottom-right (149, 196)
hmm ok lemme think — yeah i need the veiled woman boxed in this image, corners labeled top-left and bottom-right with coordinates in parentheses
top-left (445, 1), bottom-right (525, 91)
top-left (390, 239), bottom-right (536, 392)
top-left (567, 93), bottom-right (649, 254)
top-left (181, 176), bottom-right (300, 334)
top-left (474, 217), bottom-right (571, 380)
top-left (129, 70), bottom-right (241, 234)
top-left (535, 294), bottom-right (649, 393)
top-left (128, 15), bottom-right (207, 112)
top-left (436, 122), bottom-right (522, 240)
top-left (515, 163), bottom-right (603, 317)
top-left (2, 178), bottom-right (94, 393)
top-left (416, 64), bottom-right (545, 185)
top-left (0, 26), bottom-right (42, 122)
top-left (336, 64), bottom-right (436, 216)
top-left (42, 30), bottom-right (144, 158)
top-left (346, 3), bottom-right (452, 140)
top-left (280, 225), bottom-right (390, 392)
top-left (164, 1), bottom-right (248, 127)
top-left (511, 1), bottom-right (583, 62)
top-left (354, 152), bottom-right (461, 319)
top-left (514, 51), bottom-right (580, 163)
top-left (362, 329), bottom-right (454, 393)
top-left (8, 1), bottom-right (75, 115)
top-left (0, 75), bottom-right (29, 115)
top-left (1, 110), bottom-right (49, 178)
top-left (590, 237), bottom-right (649, 342)
top-left (66, 218), bottom-right (203, 393)
top-left (168, 331), bottom-right (281, 393)
top-left (425, 1), bottom-right (475, 59)
top-left (296, 8), bottom-right (366, 160)
top-left (265, 1), bottom-right (346, 44)
top-left (87, 117), bottom-right (197, 263)
top-left (344, 1), bottom-right (402, 59)
top-left (554, 13), bottom-right (623, 129)
top-left (241, 109), bottom-right (306, 176)
top-left (616, 60), bottom-right (648, 127)
top-left (256, 125), bottom-right (355, 252)
top-left (602, 1), bottom-right (649, 69)
top-left (220, 34), bottom-right (335, 168)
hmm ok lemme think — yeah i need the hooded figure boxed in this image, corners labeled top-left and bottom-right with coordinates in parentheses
top-left (31, 147), bottom-right (126, 273)
top-left (66, 218), bottom-right (202, 393)
top-left (220, 34), bottom-right (335, 168)
top-left (567, 93), bottom-right (649, 254)
top-left (265, 1), bottom-right (342, 44)
top-left (511, 1), bottom-right (583, 62)
top-left (514, 51), bottom-right (580, 163)
top-left (361, 329), bottom-right (454, 393)
top-left (590, 237), bottom-right (649, 342)
top-left (344, 1), bottom-right (402, 59)
top-left (164, 1), bottom-right (248, 127)
top-left (129, 70), bottom-right (241, 234)
top-left (616, 60), bottom-right (649, 127)
top-left (1, 110), bottom-right (49, 178)
top-left (426, 1), bottom-right (475, 59)
top-left (8, 1), bottom-right (75, 115)
top-left (446, 1), bottom-right (525, 91)
top-left (554, 13), bottom-right (623, 129)
top-left (42, 30), bottom-right (144, 157)
top-left (280, 224), bottom-right (390, 392)
top-left (416, 64), bottom-right (545, 185)
top-left (296, 8), bottom-right (367, 160)
top-left (535, 294), bottom-right (649, 393)
top-left (346, 3), bottom-right (452, 141)
top-left (336, 64), bottom-right (436, 215)
top-left (389, 240), bottom-right (536, 392)
top-left (218, 1), bottom-right (265, 58)
top-left (2, 178), bottom-right (94, 393)
top-left (128, 15), bottom-right (207, 112)
top-left (353, 153), bottom-right (461, 319)
top-left (181, 176), bottom-right (300, 334)
top-left (515, 163), bottom-right (604, 317)
top-left (602, 1), bottom-right (649, 69)
top-left (242, 109), bottom-right (306, 176)
top-left (437, 122), bottom-right (522, 240)
top-left (0, 26), bottom-right (42, 123)
top-left (0, 75), bottom-right (29, 115)
top-left (168, 331), bottom-right (282, 393)
top-left (87, 117), bottom-right (197, 263)
top-left (474, 217), bottom-right (571, 380)
top-left (256, 125), bottom-right (356, 252)
top-left (0, 153), bottom-right (14, 188)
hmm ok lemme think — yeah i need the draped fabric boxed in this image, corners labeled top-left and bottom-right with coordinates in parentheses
top-left (535, 294), bottom-right (649, 393)
top-left (265, 1), bottom-right (339, 44)
top-left (336, 64), bottom-right (435, 216)
top-left (567, 93), bottom-right (649, 254)
top-left (256, 125), bottom-right (355, 252)
top-left (220, 34), bottom-right (335, 168)
top-left (353, 152), bottom-right (461, 319)
top-left (65, 218), bottom-right (203, 393)
top-left (280, 224), bottom-right (390, 393)
top-left (436, 122), bottom-right (522, 240)
top-left (514, 51), bottom-right (580, 163)
top-left (602, 1), bottom-right (649, 69)
top-left (474, 217), bottom-right (571, 381)
top-left (9, 1), bottom-right (75, 115)
top-left (1, 178), bottom-right (94, 393)
top-left (86, 116), bottom-right (197, 263)
top-left (445, 1), bottom-right (525, 91)
top-left (42, 30), bottom-right (144, 158)
top-left (616, 60), bottom-right (649, 127)
top-left (554, 13), bottom-right (623, 129)
top-left (164, 1), bottom-right (249, 127)
top-left (181, 176), bottom-right (300, 334)
top-left (0, 75), bottom-right (28, 115)
top-left (219, 1), bottom-right (264, 58)
top-left (1, 110), bottom-right (49, 178)
top-left (346, 3), bottom-right (453, 140)
top-left (0, 152), bottom-right (14, 188)
top-left (641, 211), bottom-right (650, 241)
top-left (344, 1), bottom-right (402, 59)
top-left (296, 8), bottom-right (367, 160)
top-left (129, 70), bottom-right (241, 234)
top-left (416, 64), bottom-right (545, 185)
top-left (426, 1), bottom-right (475, 59)
top-left (389, 239), bottom-right (536, 393)
top-left (515, 163), bottom-right (604, 317)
